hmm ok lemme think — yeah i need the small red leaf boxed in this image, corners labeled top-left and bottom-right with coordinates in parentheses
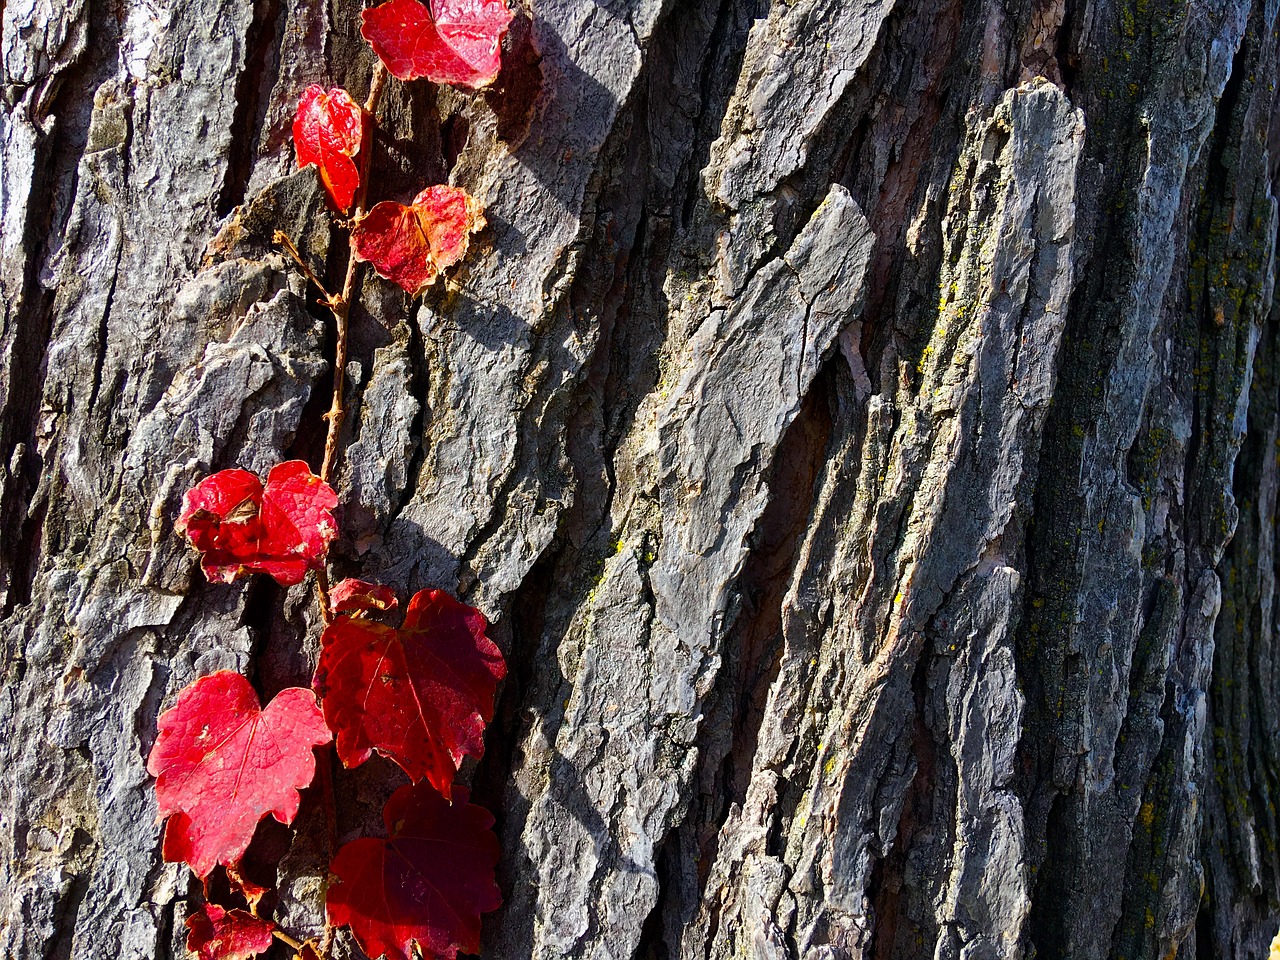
top-left (313, 588), bottom-right (505, 794)
top-left (326, 782), bottom-right (502, 960)
top-left (360, 0), bottom-right (513, 89)
top-left (186, 904), bottom-right (276, 960)
top-left (351, 185), bottom-right (483, 295)
top-left (330, 577), bottom-right (399, 615)
top-left (177, 461), bottom-right (338, 587)
top-left (148, 671), bottom-right (332, 877)
top-left (293, 85), bottom-right (369, 213)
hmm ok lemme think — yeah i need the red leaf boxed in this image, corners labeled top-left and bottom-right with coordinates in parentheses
top-left (351, 185), bottom-right (483, 296)
top-left (186, 904), bottom-right (276, 960)
top-left (177, 461), bottom-right (338, 587)
top-left (313, 588), bottom-right (505, 794)
top-left (326, 782), bottom-right (501, 960)
top-left (330, 577), bottom-right (399, 615)
top-left (293, 85), bottom-right (369, 213)
top-left (148, 671), bottom-right (332, 877)
top-left (360, 0), bottom-right (513, 89)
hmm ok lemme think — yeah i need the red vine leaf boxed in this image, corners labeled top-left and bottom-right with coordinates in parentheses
top-left (330, 577), bottom-right (399, 616)
top-left (293, 85), bottom-right (369, 213)
top-left (360, 0), bottom-right (514, 89)
top-left (313, 588), bottom-right (505, 794)
top-left (186, 904), bottom-right (276, 960)
top-left (351, 185), bottom-right (483, 296)
top-left (177, 461), bottom-right (338, 587)
top-left (326, 782), bottom-right (502, 960)
top-left (148, 671), bottom-right (332, 877)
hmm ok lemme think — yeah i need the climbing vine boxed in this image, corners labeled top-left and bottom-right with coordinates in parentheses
top-left (146, 2), bottom-right (517, 958)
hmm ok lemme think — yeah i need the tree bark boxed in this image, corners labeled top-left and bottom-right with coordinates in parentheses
top-left (3, 0), bottom-right (1279, 957)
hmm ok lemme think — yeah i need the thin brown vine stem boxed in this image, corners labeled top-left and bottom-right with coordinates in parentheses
top-left (364, 61), bottom-right (388, 113)
top-left (318, 258), bottom-right (358, 483)
top-left (314, 565), bottom-right (333, 625)
top-left (319, 61), bottom-right (389, 485)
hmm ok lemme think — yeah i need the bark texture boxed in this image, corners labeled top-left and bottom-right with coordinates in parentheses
top-left (3, 0), bottom-right (1280, 958)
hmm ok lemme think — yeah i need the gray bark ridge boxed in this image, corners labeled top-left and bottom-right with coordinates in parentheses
top-left (680, 80), bottom-right (1083, 960)
top-left (512, 186), bottom-right (873, 958)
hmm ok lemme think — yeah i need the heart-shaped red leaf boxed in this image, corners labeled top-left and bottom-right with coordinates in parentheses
top-left (351, 185), bottom-right (483, 296)
top-left (186, 903), bottom-right (276, 960)
top-left (313, 588), bottom-right (505, 794)
top-left (177, 461), bottom-right (338, 586)
top-left (326, 782), bottom-right (502, 960)
top-left (330, 577), bottom-right (399, 615)
top-left (360, 0), bottom-right (513, 89)
top-left (293, 85), bottom-right (368, 212)
top-left (148, 671), bottom-right (332, 877)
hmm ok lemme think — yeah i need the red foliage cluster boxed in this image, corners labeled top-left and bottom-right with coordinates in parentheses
top-left (165, 493), bottom-right (508, 959)
top-left (155, 3), bottom-right (521, 955)
top-left (155, 578), bottom-right (507, 958)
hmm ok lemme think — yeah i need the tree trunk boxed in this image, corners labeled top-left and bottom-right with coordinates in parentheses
top-left (3, 0), bottom-right (1279, 957)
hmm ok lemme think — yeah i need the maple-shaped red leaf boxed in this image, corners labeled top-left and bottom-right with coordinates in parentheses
top-left (351, 185), bottom-right (483, 295)
top-left (186, 903), bottom-right (276, 960)
top-left (293, 85), bottom-right (369, 212)
top-left (177, 461), bottom-right (338, 586)
top-left (148, 671), bottom-right (332, 877)
top-left (313, 588), bottom-right (505, 793)
top-left (330, 577), bottom-right (399, 615)
top-left (361, 0), bottom-right (513, 89)
top-left (326, 783), bottom-right (501, 960)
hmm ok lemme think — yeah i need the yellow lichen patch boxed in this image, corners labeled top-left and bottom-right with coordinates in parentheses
top-left (1137, 800), bottom-right (1154, 827)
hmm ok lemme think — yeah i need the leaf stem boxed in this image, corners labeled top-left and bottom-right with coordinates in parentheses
top-left (274, 230), bottom-right (339, 306)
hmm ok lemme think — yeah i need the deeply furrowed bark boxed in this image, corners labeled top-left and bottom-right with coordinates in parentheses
top-left (3, 0), bottom-right (1280, 958)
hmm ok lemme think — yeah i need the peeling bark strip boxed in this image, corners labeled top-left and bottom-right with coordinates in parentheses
top-left (2, 0), bottom-right (1280, 957)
